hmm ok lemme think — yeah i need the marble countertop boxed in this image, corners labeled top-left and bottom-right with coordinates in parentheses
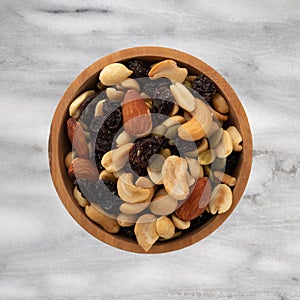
top-left (1, 0), bottom-right (299, 299)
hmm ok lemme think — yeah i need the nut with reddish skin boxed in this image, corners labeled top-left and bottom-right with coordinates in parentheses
top-left (175, 177), bottom-right (211, 221)
top-left (122, 89), bottom-right (152, 137)
top-left (67, 118), bottom-right (89, 158)
top-left (68, 158), bottom-right (99, 182)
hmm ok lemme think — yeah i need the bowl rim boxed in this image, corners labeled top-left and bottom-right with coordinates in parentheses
top-left (49, 46), bottom-right (252, 254)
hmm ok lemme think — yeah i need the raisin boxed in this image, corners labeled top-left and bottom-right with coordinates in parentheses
top-left (79, 93), bottom-right (105, 125)
top-left (129, 135), bottom-right (166, 176)
top-left (192, 74), bottom-right (217, 101)
top-left (94, 151), bottom-right (105, 172)
top-left (95, 136), bottom-right (112, 153)
top-left (142, 78), bottom-right (171, 97)
top-left (102, 180), bottom-right (118, 195)
top-left (185, 211), bottom-right (214, 233)
top-left (89, 116), bottom-right (103, 137)
top-left (151, 86), bottom-right (174, 116)
top-left (76, 179), bottom-right (122, 216)
top-left (120, 226), bottom-right (136, 240)
top-left (225, 151), bottom-right (240, 175)
top-left (75, 179), bottom-right (97, 202)
top-left (95, 180), bottom-right (122, 215)
top-left (102, 100), bottom-right (121, 115)
top-left (127, 59), bottom-right (149, 78)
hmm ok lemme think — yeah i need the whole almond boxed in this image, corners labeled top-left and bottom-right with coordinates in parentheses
top-left (67, 118), bottom-right (89, 158)
top-left (175, 177), bottom-right (211, 221)
top-left (122, 89), bottom-right (152, 137)
top-left (68, 158), bottom-right (99, 182)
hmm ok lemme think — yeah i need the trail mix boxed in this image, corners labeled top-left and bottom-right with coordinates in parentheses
top-left (65, 59), bottom-right (243, 252)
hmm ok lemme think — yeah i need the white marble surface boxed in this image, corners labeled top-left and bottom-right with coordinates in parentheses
top-left (1, 0), bottom-right (300, 299)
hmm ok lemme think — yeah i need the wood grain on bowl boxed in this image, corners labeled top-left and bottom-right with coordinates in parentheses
top-left (49, 46), bottom-right (252, 253)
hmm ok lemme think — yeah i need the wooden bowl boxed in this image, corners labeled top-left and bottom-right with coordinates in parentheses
top-left (49, 46), bottom-right (252, 253)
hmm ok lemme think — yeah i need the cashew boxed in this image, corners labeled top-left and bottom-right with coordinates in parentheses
top-left (148, 59), bottom-right (188, 83)
top-left (209, 128), bottom-right (224, 148)
top-left (150, 194), bottom-right (178, 216)
top-left (85, 203), bottom-right (120, 233)
top-left (99, 63), bottom-right (133, 86)
top-left (207, 121), bottom-right (221, 137)
top-left (212, 93), bottom-right (229, 114)
top-left (162, 156), bottom-right (190, 200)
top-left (117, 173), bottom-right (151, 203)
top-left (95, 100), bottom-right (105, 117)
top-left (209, 184), bottom-right (233, 214)
top-left (156, 216), bottom-right (175, 239)
top-left (215, 130), bottom-right (233, 158)
top-left (198, 149), bottom-right (216, 165)
top-left (113, 168), bottom-right (126, 179)
top-left (165, 124), bottom-right (180, 139)
top-left (117, 213), bottom-right (137, 227)
top-left (101, 143), bottom-right (134, 173)
top-left (186, 157), bottom-right (204, 179)
top-left (119, 199), bottom-right (150, 215)
top-left (134, 214), bottom-right (159, 252)
top-left (210, 107), bottom-right (228, 122)
top-left (152, 124), bottom-right (167, 136)
top-left (213, 171), bottom-right (237, 187)
top-left (227, 126), bottom-right (243, 152)
top-left (158, 231), bottom-right (182, 241)
top-left (69, 90), bottom-right (95, 118)
top-left (116, 130), bottom-right (134, 147)
top-left (162, 115), bottom-right (186, 128)
top-left (169, 103), bottom-right (179, 116)
top-left (155, 188), bottom-right (168, 197)
top-left (148, 154), bottom-right (165, 173)
top-left (184, 111), bottom-right (192, 121)
top-left (65, 151), bottom-right (75, 168)
top-left (178, 98), bottom-right (213, 141)
top-left (135, 176), bottom-right (155, 190)
top-left (170, 82), bottom-right (195, 112)
top-left (73, 186), bottom-right (89, 207)
top-left (171, 214), bottom-right (190, 230)
top-left (198, 138), bottom-right (209, 154)
top-left (99, 170), bottom-right (117, 183)
top-left (106, 87), bottom-right (124, 101)
top-left (185, 138), bottom-right (208, 157)
top-left (120, 78), bottom-right (140, 92)
top-left (186, 170), bottom-right (196, 187)
top-left (213, 157), bottom-right (227, 171)
top-left (147, 167), bottom-right (163, 185)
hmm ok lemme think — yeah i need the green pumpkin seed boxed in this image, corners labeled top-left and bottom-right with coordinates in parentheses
top-left (165, 124), bottom-right (180, 139)
top-left (152, 124), bottom-right (167, 136)
top-left (209, 128), bottom-right (223, 148)
top-left (199, 149), bottom-right (216, 165)
top-left (149, 154), bottom-right (165, 172)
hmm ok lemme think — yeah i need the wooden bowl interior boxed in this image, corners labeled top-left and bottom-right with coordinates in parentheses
top-left (49, 47), bottom-right (252, 253)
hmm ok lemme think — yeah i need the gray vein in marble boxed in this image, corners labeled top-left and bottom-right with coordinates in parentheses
top-left (0, 0), bottom-right (300, 299)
